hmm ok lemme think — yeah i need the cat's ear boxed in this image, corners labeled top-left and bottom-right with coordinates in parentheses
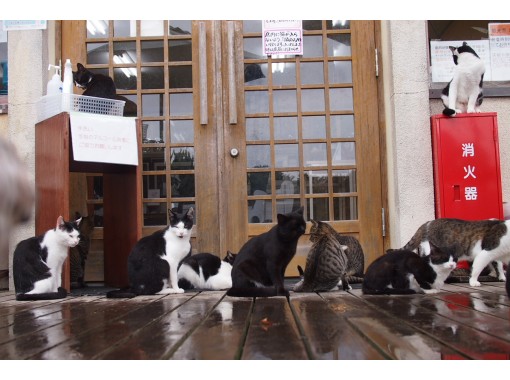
top-left (56, 215), bottom-right (64, 229)
top-left (77, 63), bottom-right (86, 71)
top-left (295, 206), bottom-right (304, 215)
top-left (449, 46), bottom-right (456, 53)
top-left (297, 265), bottom-right (304, 276)
top-left (185, 207), bottom-right (194, 219)
top-left (311, 219), bottom-right (318, 227)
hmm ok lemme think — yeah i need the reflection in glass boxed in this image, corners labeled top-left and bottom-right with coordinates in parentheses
top-left (245, 91), bottom-right (269, 114)
top-left (143, 147), bottom-right (166, 170)
top-left (303, 20), bottom-right (322, 31)
top-left (327, 20), bottom-right (351, 30)
top-left (277, 199), bottom-right (300, 215)
top-left (114, 68), bottom-right (137, 90)
top-left (331, 115), bottom-right (355, 138)
top-left (142, 121), bottom-right (165, 143)
top-left (244, 37), bottom-right (264, 59)
top-left (142, 94), bottom-right (165, 117)
top-left (171, 174), bottom-right (195, 198)
top-left (247, 145), bottom-right (271, 168)
top-left (170, 120), bottom-right (194, 143)
top-left (113, 20), bottom-right (133, 37)
top-left (246, 118), bottom-right (270, 141)
top-left (302, 89), bottom-right (325, 112)
top-left (273, 90), bottom-right (297, 113)
top-left (243, 20), bottom-right (262, 33)
top-left (169, 66), bottom-right (193, 88)
top-left (328, 34), bottom-right (351, 56)
top-left (247, 172), bottom-right (271, 195)
top-left (87, 43), bottom-right (109, 64)
top-left (303, 36), bottom-right (323, 58)
top-left (301, 62), bottom-right (324, 85)
top-left (169, 21), bottom-right (191, 35)
top-left (141, 66), bottom-right (165, 89)
top-left (302, 116), bottom-right (326, 139)
top-left (272, 62), bottom-right (296, 86)
top-left (305, 170), bottom-right (328, 194)
top-left (113, 42), bottom-right (137, 62)
top-left (333, 170), bottom-right (357, 193)
top-left (171, 147), bottom-right (195, 170)
top-left (334, 197), bottom-right (358, 220)
top-left (330, 88), bottom-right (353, 111)
top-left (276, 171), bottom-right (300, 195)
top-left (248, 199), bottom-right (272, 223)
top-left (140, 21), bottom-right (164, 37)
top-left (87, 20), bottom-right (108, 38)
top-left (121, 95), bottom-right (138, 117)
top-left (144, 202), bottom-right (168, 226)
top-left (170, 93), bottom-right (193, 116)
top-left (245, 63), bottom-right (267, 84)
top-left (307, 198), bottom-right (329, 221)
top-left (274, 117), bottom-right (298, 140)
top-left (141, 40), bottom-right (164, 62)
top-left (143, 175), bottom-right (166, 198)
top-left (169, 40), bottom-right (192, 61)
top-left (332, 142), bottom-right (356, 165)
top-left (275, 144), bottom-right (299, 168)
top-left (303, 143), bottom-right (327, 166)
top-left (329, 61), bottom-right (352, 84)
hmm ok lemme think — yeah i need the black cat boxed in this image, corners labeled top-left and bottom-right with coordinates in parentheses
top-left (227, 206), bottom-right (306, 297)
top-left (73, 63), bottom-right (117, 99)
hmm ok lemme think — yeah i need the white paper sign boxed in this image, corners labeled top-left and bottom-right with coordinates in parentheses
top-left (262, 20), bottom-right (303, 56)
top-left (70, 112), bottom-right (138, 166)
top-left (2, 20), bottom-right (47, 31)
top-left (430, 40), bottom-right (492, 82)
top-left (489, 23), bottom-right (510, 81)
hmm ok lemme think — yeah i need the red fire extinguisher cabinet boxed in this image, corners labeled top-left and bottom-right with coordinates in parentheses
top-left (431, 112), bottom-right (503, 220)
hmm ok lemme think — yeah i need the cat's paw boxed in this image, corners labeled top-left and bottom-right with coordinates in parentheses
top-left (423, 289), bottom-right (439, 294)
top-left (158, 287), bottom-right (184, 294)
top-left (469, 278), bottom-right (481, 287)
top-left (498, 273), bottom-right (507, 282)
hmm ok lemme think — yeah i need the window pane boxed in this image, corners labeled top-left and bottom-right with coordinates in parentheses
top-left (170, 93), bottom-right (193, 116)
top-left (302, 116), bottom-right (326, 139)
top-left (87, 42), bottom-right (109, 64)
top-left (304, 143), bottom-right (327, 166)
top-left (141, 40), bottom-right (164, 62)
top-left (170, 148), bottom-right (195, 170)
top-left (171, 174), bottom-right (195, 198)
top-left (307, 198), bottom-right (329, 221)
top-left (303, 36), bottom-right (323, 58)
top-left (276, 171), bottom-right (300, 195)
top-left (333, 170), bottom-right (357, 193)
top-left (245, 90), bottom-right (269, 114)
top-left (248, 199), bottom-right (272, 223)
top-left (305, 170), bottom-right (328, 194)
top-left (142, 121), bottom-right (165, 143)
top-left (114, 68), bottom-right (137, 90)
top-left (247, 172), bottom-right (271, 195)
top-left (140, 21), bottom-right (164, 37)
top-left (331, 115), bottom-right (355, 138)
top-left (301, 62), bottom-right (324, 85)
top-left (272, 62), bottom-right (296, 86)
top-left (144, 202), bottom-right (168, 226)
top-left (334, 197), bottom-right (358, 220)
top-left (273, 90), bottom-right (297, 113)
top-left (247, 145), bottom-right (271, 168)
top-left (169, 40), bottom-right (192, 62)
top-left (246, 118), bottom-right (270, 141)
top-left (329, 61), bottom-right (352, 84)
top-left (170, 120), bottom-right (194, 143)
top-left (330, 88), bottom-right (353, 111)
top-left (143, 175), bottom-right (166, 198)
top-left (274, 117), bottom-right (298, 140)
top-left (328, 34), bottom-right (351, 57)
top-left (243, 20), bottom-right (262, 33)
top-left (169, 21), bottom-right (191, 35)
top-left (275, 144), bottom-right (299, 168)
top-left (142, 94), bottom-right (165, 117)
top-left (113, 20), bottom-right (133, 37)
top-left (302, 89), bottom-right (325, 112)
top-left (143, 147), bottom-right (166, 171)
top-left (245, 63), bottom-right (267, 84)
top-left (303, 20), bottom-right (322, 31)
top-left (87, 20), bottom-right (108, 38)
top-left (244, 37), bottom-right (264, 59)
top-left (141, 66), bottom-right (164, 89)
top-left (169, 66), bottom-right (192, 89)
top-left (326, 20), bottom-right (350, 30)
top-left (332, 142), bottom-right (356, 165)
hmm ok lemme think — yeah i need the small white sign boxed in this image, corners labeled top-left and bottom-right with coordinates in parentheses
top-left (2, 20), bottom-right (47, 31)
top-left (262, 20), bottom-right (303, 56)
top-left (489, 23), bottom-right (510, 81)
top-left (70, 112), bottom-right (138, 166)
top-left (430, 40), bottom-right (492, 82)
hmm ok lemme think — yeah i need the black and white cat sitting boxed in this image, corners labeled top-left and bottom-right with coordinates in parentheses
top-left (13, 215), bottom-right (81, 301)
top-left (177, 251), bottom-right (237, 291)
top-left (73, 63), bottom-right (116, 100)
top-left (107, 208), bottom-right (194, 298)
top-left (441, 42), bottom-right (485, 117)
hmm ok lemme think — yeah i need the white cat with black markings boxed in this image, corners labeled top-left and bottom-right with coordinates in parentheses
top-left (177, 251), bottom-right (237, 291)
top-left (441, 41), bottom-right (485, 117)
top-left (13, 215), bottom-right (81, 301)
top-left (107, 208), bottom-right (194, 298)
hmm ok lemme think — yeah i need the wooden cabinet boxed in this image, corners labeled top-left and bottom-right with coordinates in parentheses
top-left (35, 112), bottom-right (142, 289)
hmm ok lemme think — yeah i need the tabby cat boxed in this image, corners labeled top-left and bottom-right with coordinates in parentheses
top-left (441, 42), bottom-right (485, 116)
top-left (294, 220), bottom-right (350, 292)
top-left (69, 212), bottom-right (95, 289)
top-left (362, 245), bottom-right (457, 295)
top-left (13, 215), bottom-right (81, 300)
top-left (106, 208), bottom-right (193, 298)
top-left (177, 251), bottom-right (237, 290)
top-left (227, 206), bottom-right (306, 297)
top-left (403, 218), bottom-right (510, 287)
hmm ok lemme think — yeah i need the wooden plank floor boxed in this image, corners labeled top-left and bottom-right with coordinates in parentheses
top-left (0, 282), bottom-right (509, 359)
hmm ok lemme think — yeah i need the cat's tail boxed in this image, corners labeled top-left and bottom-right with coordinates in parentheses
top-left (16, 287), bottom-right (67, 301)
top-left (362, 286), bottom-right (416, 295)
top-left (226, 286), bottom-right (287, 298)
top-left (106, 288), bottom-right (138, 299)
top-left (442, 107), bottom-right (456, 117)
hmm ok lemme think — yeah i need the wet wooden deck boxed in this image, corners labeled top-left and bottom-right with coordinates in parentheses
top-left (0, 282), bottom-right (509, 360)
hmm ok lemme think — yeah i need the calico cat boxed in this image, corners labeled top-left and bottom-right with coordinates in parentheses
top-left (294, 220), bottom-right (350, 292)
top-left (177, 251), bottom-right (237, 290)
top-left (441, 42), bottom-right (485, 117)
top-left (69, 212), bottom-right (95, 289)
top-left (227, 206), bottom-right (306, 297)
top-left (13, 215), bottom-right (81, 301)
top-left (106, 208), bottom-right (193, 298)
top-left (73, 63), bottom-right (117, 99)
top-left (362, 245), bottom-right (457, 295)
top-left (403, 218), bottom-right (510, 287)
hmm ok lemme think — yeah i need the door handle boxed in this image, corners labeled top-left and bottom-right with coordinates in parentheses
top-left (199, 22), bottom-right (208, 125)
top-left (227, 21), bottom-right (237, 125)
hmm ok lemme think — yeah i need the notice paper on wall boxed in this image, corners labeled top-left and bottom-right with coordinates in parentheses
top-left (70, 112), bottom-right (138, 166)
top-left (262, 20), bottom-right (303, 56)
top-left (489, 23), bottom-right (510, 81)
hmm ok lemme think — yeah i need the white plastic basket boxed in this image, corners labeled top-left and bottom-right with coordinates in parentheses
top-left (36, 93), bottom-right (125, 123)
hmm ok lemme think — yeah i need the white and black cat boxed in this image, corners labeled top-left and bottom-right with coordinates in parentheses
top-left (73, 63), bottom-right (117, 100)
top-left (227, 206), bottom-right (306, 298)
top-left (106, 208), bottom-right (194, 298)
top-left (403, 218), bottom-right (510, 287)
top-left (362, 245), bottom-right (457, 295)
top-left (441, 41), bottom-right (485, 117)
top-left (13, 215), bottom-right (81, 301)
top-left (177, 251), bottom-right (237, 291)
